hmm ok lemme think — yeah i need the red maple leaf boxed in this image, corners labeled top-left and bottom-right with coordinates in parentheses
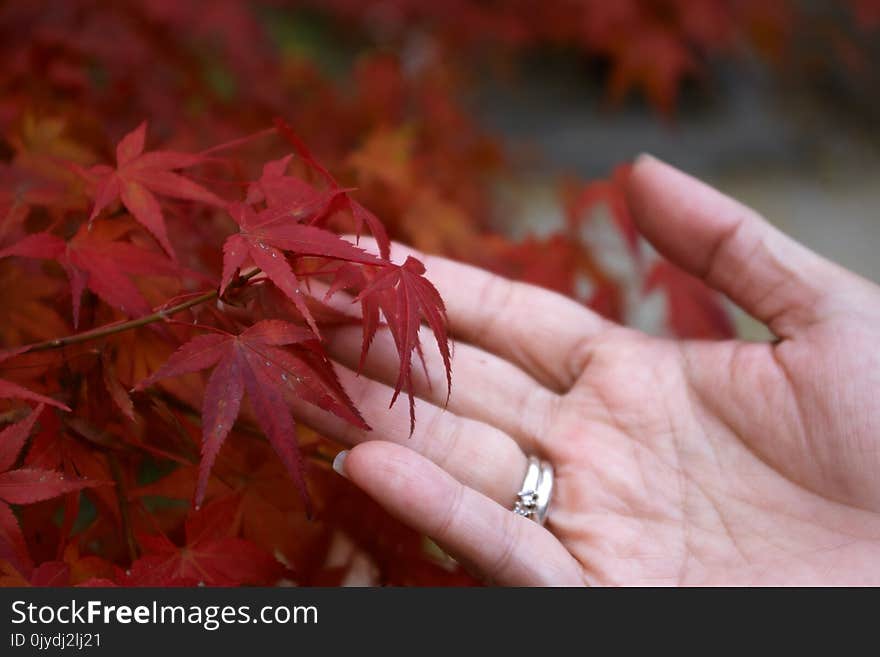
top-left (14, 554), bottom-right (116, 587)
top-left (0, 405), bottom-right (105, 575)
top-left (0, 163), bottom-right (64, 222)
top-left (245, 154), bottom-right (340, 218)
top-left (565, 164), bottom-right (640, 259)
top-left (0, 348), bottom-right (70, 411)
top-left (124, 495), bottom-right (285, 586)
top-left (24, 411), bottom-right (119, 533)
top-left (134, 320), bottom-right (369, 507)
top-left (86, 121), bottom-right (224, 258)
top-left (355, 257), bottom-right (451, 433)
top-left (273, 118), bottom-right (391, 260)
top-left (28, 560), bottom-right (71, 586)
top-left (221, 201), bottom-right (384, 337)
top-left (0, 222), bottom-right (198, 326)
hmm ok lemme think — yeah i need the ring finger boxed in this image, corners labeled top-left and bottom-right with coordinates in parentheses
top-left (290, 361), bottom-right (530, 506)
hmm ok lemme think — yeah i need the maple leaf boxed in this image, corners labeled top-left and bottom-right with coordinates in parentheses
top-left (353, 257), bottom-right (452, 433)
top-left (29, 560), bottom-right (70, 586)
top-left (86, 121), bottom-right (224, 257)
top-left (0, 405), bottom-right (104, 575)
top-left (273, 118), bottom-right (391, 260)
top-left (245, 155), bottom-right (340, 217)
top-left (0, 221), bottom-right (198, 326)
top-left (13, 556), bottom-right (118, 587)
top-left (221, 201), bottom-right (383, 336)
top-left (246, 151), bottom-right (391, 266)
top-left (59, 543), bottom-right (119, 586)
top-left (24, 411), bottom-right (118, 527)
top-left (0, 560), bottom-right (75, 587)
top-left (0, 163), bottom-right (65, 223)
top-left (10, 114), bottom-right (96, 192)
top-left (243, 278), bottom-right (363, 331)
top-left (0, 260), bottom-right (69, 345)
top-left (125, 495), bottom-right (285, 586)
top-left (347, 125), bottom-right (416, 191)
top-left (0, 348), bottom-right (69, 411)
top-left (134, 320), bottom-right (369, 507)
top-left (129, 440), bottom-right (320, 577)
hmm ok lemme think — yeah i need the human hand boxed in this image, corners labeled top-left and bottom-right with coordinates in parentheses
top-left (301, 156), bottom-right (880, 585)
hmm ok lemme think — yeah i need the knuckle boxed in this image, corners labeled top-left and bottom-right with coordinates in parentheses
top-left (703, 214), bottom-right (749, 285)
top-left (416, 406), bottom-right (459, 468)
top-left (432, 480), bottom-right (464, 540)
top-left (487, 511), bottom-right (522, 583)
top-left (433, 412), bottom-right (463, 471)
top-left (519, 385), bottom-right (561, 449)
top-left (475, 274), bottom-right (516, 336)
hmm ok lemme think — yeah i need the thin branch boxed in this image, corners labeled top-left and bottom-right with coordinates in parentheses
top-left (20, 270), bottom-right (261, 354)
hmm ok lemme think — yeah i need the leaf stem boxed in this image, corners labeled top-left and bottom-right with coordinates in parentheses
top-left (108, 453), bottom-right (138, 564)
top-left (20, 270), bottom-right (261, 354)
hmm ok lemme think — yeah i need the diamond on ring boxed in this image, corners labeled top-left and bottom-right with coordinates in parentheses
top-left (513, 456), bottom-right (553, 525)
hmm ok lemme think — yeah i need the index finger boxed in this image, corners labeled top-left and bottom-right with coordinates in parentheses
top-left (335, 441), bottom-right (584, 586)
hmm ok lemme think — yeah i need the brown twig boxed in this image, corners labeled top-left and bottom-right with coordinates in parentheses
top-left (19, 270), bottom-right (261, 354)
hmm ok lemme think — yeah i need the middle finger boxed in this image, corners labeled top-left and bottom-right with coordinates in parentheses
top-left (324, 323), bottom-right (559, 454)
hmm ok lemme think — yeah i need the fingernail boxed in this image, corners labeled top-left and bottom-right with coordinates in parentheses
top-left (332, 450), bottom-right (349, 478)
top-left (635, 152), bottom-right (657, 165)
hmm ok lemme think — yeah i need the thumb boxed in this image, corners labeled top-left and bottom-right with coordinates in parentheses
top-left (625, 155), bottom-right (862, 337)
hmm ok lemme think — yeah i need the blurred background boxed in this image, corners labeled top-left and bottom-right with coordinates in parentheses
top-left (4, 0), bottom-right (879, 341)
top-left (293, 1), bottom-right (880, 337)
top-left (475, 44), bottom-right (880, 284)
top-left (288, 1), bottom-right (880, 337)
top-left (283, 1), bottom-right (880, 339)
top-left (456, 2), bottom-right (880, 336)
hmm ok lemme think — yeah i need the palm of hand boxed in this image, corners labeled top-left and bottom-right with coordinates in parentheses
top-left (550, 316), bottom-right (880, 585)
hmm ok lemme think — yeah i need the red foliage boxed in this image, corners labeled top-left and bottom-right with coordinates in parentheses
top-left (86, 120), bottom-right (224, 258)
top-left (0, 1), bottom-right (754, 586)
top-left (0, 405), bottom-right (106, 575)
top-left (304, 0), bottom-right (876, 114)
top-left (122, 495), bottom-right (287, 587)
top-left (0, 115), bottom-right (456, 585)
top-left (133, 320), bottom-right (369, 508)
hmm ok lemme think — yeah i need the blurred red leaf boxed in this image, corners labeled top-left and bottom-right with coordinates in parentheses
top-left (86, 121), bottom-right (224, 258)
top-left (221, 201), bottom-right (382, 336)
top-left (125, 496), bottom-right (285, 586)
top-left (645, 260), bottom-right (735, 339)
top-left (0, 369), bottom-right (69, 413)
top-left (0, 405), bottom-right (106, 575)
top-left (0, 222), bottom-right (195, 326)
top-left (274, 118), bottom-right (391, 260)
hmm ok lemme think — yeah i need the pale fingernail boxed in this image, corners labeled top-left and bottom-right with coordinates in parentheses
top-left (332, 450), bottom-right (349, 478)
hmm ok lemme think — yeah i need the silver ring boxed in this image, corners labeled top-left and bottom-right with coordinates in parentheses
top-left (513, 456), bottom-right (554, 525)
